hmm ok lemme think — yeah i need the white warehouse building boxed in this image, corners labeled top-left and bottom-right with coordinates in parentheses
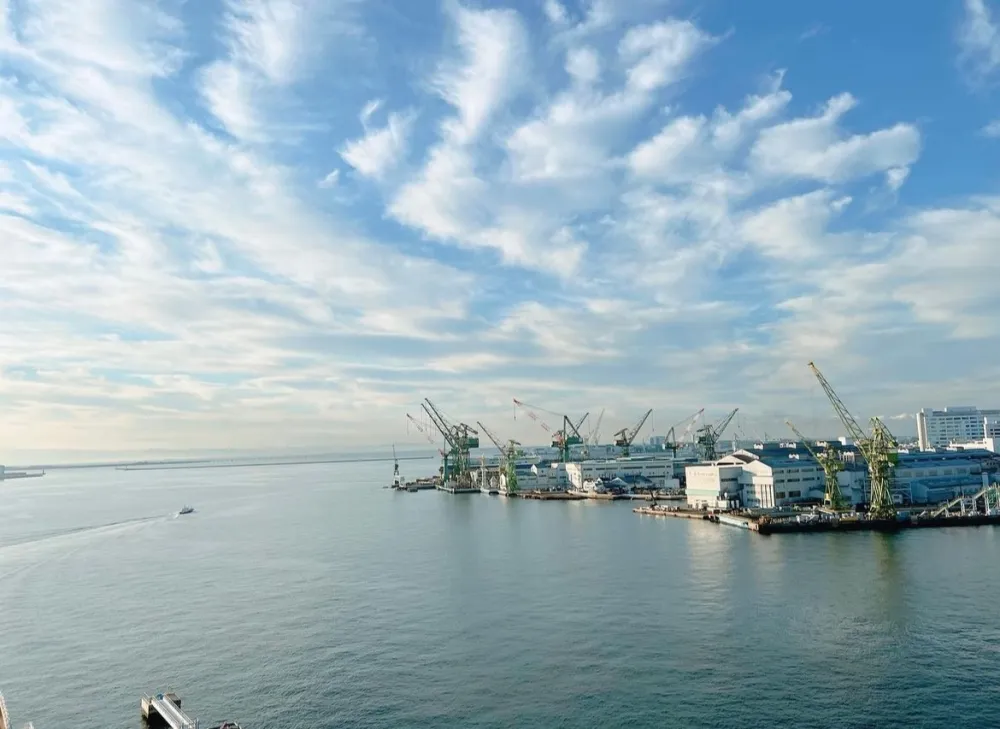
top-left (686, 446), bottom-right (837, 509)
top-left (565, 456), bottom-right (680, 493)
top-left (917, 406), bottom-right (1000, 450)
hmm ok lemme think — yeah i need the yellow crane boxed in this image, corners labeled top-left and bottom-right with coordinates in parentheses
top-left (785, 420), bottom-right (848, 511)
top-left (808, 362), bottom-right (898, 519)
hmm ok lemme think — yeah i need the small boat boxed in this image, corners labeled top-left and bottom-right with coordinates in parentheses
top-left (178, 506), bottom-right (195, 515)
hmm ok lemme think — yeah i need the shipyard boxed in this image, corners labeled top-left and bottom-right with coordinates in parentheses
top-left (394, 362), bottom-right (1000, 536)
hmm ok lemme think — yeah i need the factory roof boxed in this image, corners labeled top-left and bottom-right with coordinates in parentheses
top-left (719, 448), bottom-right (822, 469)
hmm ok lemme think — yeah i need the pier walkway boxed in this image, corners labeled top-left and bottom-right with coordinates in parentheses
top-left (142, 693), bottom-right (198, 729)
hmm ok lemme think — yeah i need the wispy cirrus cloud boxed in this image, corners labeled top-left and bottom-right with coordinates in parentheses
top-left (958, 0), bottom-right (1000, 82)
top-left (2, 0), bottom-right (1000, 457)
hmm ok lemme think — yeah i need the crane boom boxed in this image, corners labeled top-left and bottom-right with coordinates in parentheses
top-left (476, 420), bottom-right (505, 452)
top-left (614, 408), bottom-right (653, 457)
top-left (714, 408), bottom-right (739, 439)
top-left (421, 401), bottom-right (457, 449)
top-left (476, 420), bottom-right (520, 495)
top-left (696, 407), bottom-right (738, 461)
top-left (785, 420), bottom-right (846, 510)
top-left (513, 398), bottom-right (584, 461)
top-left (589, 409), bottom-right (604, 445)
top-left (807, 362), bottom-right (896, 519)
top-left (807, 362), bottom-right (867, 445)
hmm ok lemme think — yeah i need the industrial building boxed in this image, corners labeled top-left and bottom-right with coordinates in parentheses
top-left (685, 445), bottom-right (826, 509)
top-left (916, 406), bottom-right (1000, 450)
top-left (565, 456), bottom-right (680, 494)
top-left (685, 442), bottom-right (1000, 509)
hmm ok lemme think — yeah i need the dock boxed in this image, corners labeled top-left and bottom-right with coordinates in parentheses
top-left (141, 692), bottom-right (242, 729)
top-left (142, 693), bottom-right (196, 729)
top-left (519, 491), bottom-right (586, 500)
top-left (633, 505), bottom-right (717, 520)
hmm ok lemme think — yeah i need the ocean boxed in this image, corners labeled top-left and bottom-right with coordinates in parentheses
top-left (2, 461), bottom-right (998, 728)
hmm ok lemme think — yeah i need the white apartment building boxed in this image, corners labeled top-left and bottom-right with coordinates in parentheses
top-left (917, 406), bottom-right (1000, 450)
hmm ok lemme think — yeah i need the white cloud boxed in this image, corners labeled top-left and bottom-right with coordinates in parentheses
top-left (566, 47), bottom-right (601, 85)
top-left (433, 2), bottom-right (528, 144)
top-left (740, 190), bottom-right (849, 261)
top-left (200, 0), bottom-right (360, 142)
top-left (340, 109), bottom-right (415, 179)
top-left (543, 0), bottom-right (568, 25)
top-left (959, 0), bottom-right (1000, 80)
top-left (983, 118), bottom-right (1000, 136)
top-left (318, 169), bottom-right (340, 188)
top-left (885, 166), bottom-right (910, 192)
top-left (4, 0), bottom-right (1000, 456)
top-left (619, 20), bottom-right (716, 92)
top-left (750, 93), bottom-right (920, 183)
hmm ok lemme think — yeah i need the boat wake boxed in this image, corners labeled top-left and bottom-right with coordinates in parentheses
top-left (0, 514), bottom-right (166, 551)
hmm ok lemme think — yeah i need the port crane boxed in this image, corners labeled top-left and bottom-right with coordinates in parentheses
top-left (808, 362), bottom-right (898, 519)
top-left (420, 399), bottom-right (479, 486)
top-left (696, 408), bottom-right (738, 461)
top-left (785, 420), bottom-right (847, 510)
top-left (477, 421), bottom-right (519, 494)
top-left (614, 409), bottom-right (653, 457)
top-left (582, 408), bottom-right (604, 458)
top-left (512, 399), bottom-right (587, 462)
top-left (588, 409), bottom-right (604, 445)
top-left (406, 414), bottom-right (445, 455)
top-left (661, 409), bottom-right (704, 455)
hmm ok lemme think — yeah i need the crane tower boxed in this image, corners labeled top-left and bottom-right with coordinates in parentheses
top-left (808, 362), bottom-right (898, 519)
top-left (785, 420), bottom-right (847, 511)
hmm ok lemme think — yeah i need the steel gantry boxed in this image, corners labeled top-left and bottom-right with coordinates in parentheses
top-left (808, 361), bottom-right (898, 519)
top-left (420, 399), bottom-right (479, 487)
top-left (613, 409), bottom-right (653, 457)
top-left (477, 420), bottom-right (520, 494)
top-left (696, 408), bottom-right (739, 461)
top-left (513, 399), bottom-right (587, 462)
top-left (785, 420), bottom-right (848, 511)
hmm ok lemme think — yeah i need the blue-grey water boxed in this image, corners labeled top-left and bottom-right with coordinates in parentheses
top-left (2, 462), bottom-right (999, 728)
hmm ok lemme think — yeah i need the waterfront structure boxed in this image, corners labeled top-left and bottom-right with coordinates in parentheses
top-left (686, 442), bottom-right (998, 509)
top-left (892, 450), bottom-right (996, 503)
top-left (565, 456), bottom-right (680, 493)
top-left (685, 463), bottom-right (745, 509)
top-left (916, 406), bottom-right (1000, 450)
top-left (686, 442), bottom-right (856, 509)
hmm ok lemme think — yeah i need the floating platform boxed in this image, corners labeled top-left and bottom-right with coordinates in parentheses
top-left (718, 512), bottom-right (1000, 535)
top-left (436, 484), bottom-right (479, 494)
top-left (0, 470), bottom-right (45, 480)
top-left (633, 506), bottom-right (717, 520)
top-left (520, 491), bottom-right (586, 500)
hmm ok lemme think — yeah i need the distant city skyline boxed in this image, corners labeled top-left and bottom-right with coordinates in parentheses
top-left (2, 0), bottom-right (999, 455)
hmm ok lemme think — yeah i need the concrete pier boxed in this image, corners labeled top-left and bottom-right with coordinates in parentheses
top-left (142, 693), bottom-right (196, 729)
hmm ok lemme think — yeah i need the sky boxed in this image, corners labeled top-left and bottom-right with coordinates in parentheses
top-left (1, 0), bottom-right (1000, 458)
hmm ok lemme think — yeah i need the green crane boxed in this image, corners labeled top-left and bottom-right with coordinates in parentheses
top-left (808, 362), bottom-right (898, 519)
top-left (421, 399), bottom-right (479, 487)
top-left (614, 409), bottom-right (653, 457)
top-left (513, 399), bottom-right (588, 462)
top-left (785, 420), bottom-right (847, 510)
top-left (696, 408), bottom-right (739, 461)
top-left (477, 420), bottom-right (520, 495)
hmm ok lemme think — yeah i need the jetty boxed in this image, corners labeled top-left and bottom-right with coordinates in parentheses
top-left (141, 692), bottom-right (241, 729)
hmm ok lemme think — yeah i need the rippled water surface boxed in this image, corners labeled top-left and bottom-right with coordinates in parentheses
top-left (2, 462), bottom-right (999, 728)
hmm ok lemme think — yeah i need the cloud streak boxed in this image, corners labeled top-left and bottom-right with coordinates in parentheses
top-left (0, 1), bottom-right (998, 457)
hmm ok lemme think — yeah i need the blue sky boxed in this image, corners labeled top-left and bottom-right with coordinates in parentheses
top-left (1, 0), bottom-right (999, 456)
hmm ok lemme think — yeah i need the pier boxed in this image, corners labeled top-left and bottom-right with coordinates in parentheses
top-left (142, 693), bottom-right (196, 729)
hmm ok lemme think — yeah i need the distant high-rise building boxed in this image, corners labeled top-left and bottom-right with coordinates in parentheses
top-left (916, 406), bottom-right (1000, 450)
